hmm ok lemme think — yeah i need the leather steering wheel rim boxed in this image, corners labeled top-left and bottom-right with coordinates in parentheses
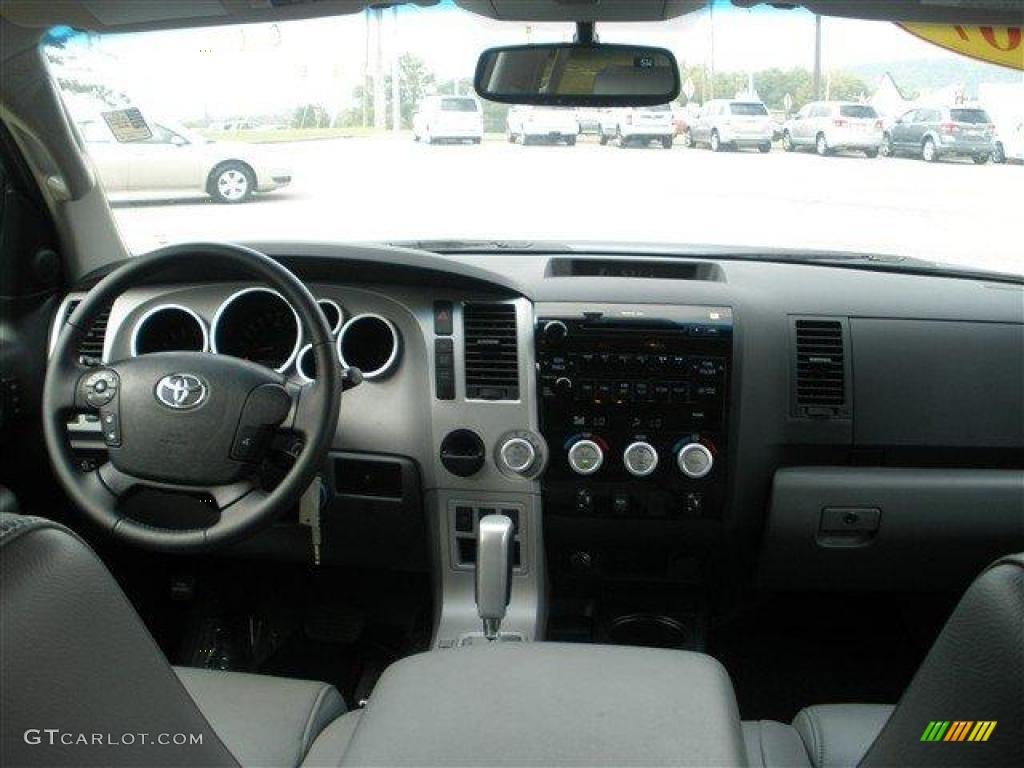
top-left (42, 242), bottom-right (342, 552)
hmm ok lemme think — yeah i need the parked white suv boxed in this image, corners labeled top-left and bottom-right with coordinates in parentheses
top-left (506, 106), bottom-right (579, 146)
top-left (688, 99), bottom-right (773, 153)
top-left (598, 104), bottom-right (674, 149)
top-left (993, 119), bottom-right (1024, 164)
top-left (413, 96), bottom-right (484, 144)
top-left (783, 101), bottom-right (883, 157)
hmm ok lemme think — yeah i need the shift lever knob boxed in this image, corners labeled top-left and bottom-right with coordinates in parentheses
top-left (476, 514), bottom-right (514, 640)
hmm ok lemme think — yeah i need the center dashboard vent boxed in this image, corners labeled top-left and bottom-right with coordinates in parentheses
top-left (463, 302), bottom-right (519, 401)
top-left (792, 317), bottom-right (850, 419)
top-left (60, 299), bottom-right (113, 365)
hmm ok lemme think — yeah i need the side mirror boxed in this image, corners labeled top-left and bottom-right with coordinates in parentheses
top-left (475, 42), bottom-right (680, 107)
top-left (170, 134), bottom-right (188, 147)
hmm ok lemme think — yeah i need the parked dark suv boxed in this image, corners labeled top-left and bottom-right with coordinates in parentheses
top-left (883, 106), bottom-right (995, 163)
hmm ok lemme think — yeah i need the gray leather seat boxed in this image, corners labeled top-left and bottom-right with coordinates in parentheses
top-left (0, 514), bottom-right (347, 768)
top-left (745, 553), bottom-right (1024, 768)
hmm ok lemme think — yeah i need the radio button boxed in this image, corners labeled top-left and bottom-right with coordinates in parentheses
top-left (670, 382), bottom-right (691, 402)
top-left (542, 320), bottom-right (568, 342)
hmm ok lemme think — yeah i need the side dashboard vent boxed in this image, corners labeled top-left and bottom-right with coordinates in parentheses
top-left (463, 302), bottom-right (519, 400)
top-left (793, 317), bottom-right (849, 418)
top-left (60, 299), bottom-right (113, 365)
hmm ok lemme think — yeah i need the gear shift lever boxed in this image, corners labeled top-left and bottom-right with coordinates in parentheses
top-left (476, 514), bottom-right (513, 640)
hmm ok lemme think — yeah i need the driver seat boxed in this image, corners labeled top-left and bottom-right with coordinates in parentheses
top-left (0, 514), bottom-right (348, 768)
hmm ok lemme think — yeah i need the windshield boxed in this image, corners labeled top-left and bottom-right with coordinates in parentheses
top-left (840, 105), bottom-right (878, 119)
top-left (44, 1), bottom-right (1023, 275)
top-left (441, 97), bottom-right (479, 112)
top-left (950, 108), bottom-right (992, 124)
top-left (730, 102), bottom-right (769, 116)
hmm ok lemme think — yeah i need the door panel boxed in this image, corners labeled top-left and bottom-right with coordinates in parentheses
top-left (126, 125), bottom-right (202, 191)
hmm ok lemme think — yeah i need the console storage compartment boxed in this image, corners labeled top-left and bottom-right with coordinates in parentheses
top-left (338, 643), bottom-right (745, 766)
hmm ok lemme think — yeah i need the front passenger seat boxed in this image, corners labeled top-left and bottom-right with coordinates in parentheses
top-left (0, 514), bottom-right (347, 768)
top-left (746, 553), bottom-right (1024, 767)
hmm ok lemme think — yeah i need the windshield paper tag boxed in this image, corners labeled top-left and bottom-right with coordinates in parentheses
top-left (101, 108), bottom-right (153, 143)
top-left (898, 24), bottom-right (1023, 70)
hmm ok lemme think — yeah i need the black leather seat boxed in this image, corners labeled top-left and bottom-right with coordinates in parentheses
top-left (0, 514), bottom-right (347, 768)
top-left (745, 553), bottom-right (1024, 767)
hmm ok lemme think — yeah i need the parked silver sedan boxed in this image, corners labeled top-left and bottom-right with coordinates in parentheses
top-left (77, 118), bottom-right (292, 203)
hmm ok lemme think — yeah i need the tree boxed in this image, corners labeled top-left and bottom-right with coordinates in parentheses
top-left (291, 103), bottom-right (331, 129)
top-left (397, 54), bottom-right (435, 127)
top-left (345, 53), bottom-right (438, 129)
top-left (827, 71), bottom-right (871, 103)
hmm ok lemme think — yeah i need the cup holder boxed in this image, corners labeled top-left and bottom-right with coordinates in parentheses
top-left (606, 613), bottom-right (691, 649)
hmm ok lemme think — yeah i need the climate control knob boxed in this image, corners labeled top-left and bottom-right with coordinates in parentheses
top-left (623, 441), bottom-right (659, 478)
top-left (499, 437), bottom-right (537, 476)
top-left (568, 439), bottom-right (604, 475)
top-left (676, 442), bottom-right (713, 479)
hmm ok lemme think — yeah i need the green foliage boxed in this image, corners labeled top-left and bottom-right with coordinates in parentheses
top-left (344, 53), bottom-right (437, 129)
top-left (291, 104), bottom-right (331, 129)
top-left (679, 63), bottom-right (869, 113)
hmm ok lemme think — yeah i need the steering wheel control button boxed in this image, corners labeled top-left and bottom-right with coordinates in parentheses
top-left (100, 410), bottom-right (121, 446)
top-left (623, 441), bottom-right (659, 477)
top-left (82, 370), bottom-right (119, 408)
top-left (500, 437), bottom-right (537, 475)
top-left (232, 426), bottom-right (266, 462)
top-left (677, 442), bottom-right (713, 479)
top-left (568, 439), bottom-right (604, 475)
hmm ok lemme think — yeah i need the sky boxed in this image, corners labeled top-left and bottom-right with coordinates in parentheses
top-left (50, 1), bottom-right (1016, 122)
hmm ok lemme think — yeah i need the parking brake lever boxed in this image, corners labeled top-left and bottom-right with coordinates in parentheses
top-left (476, 514), bottom-right (513, 640)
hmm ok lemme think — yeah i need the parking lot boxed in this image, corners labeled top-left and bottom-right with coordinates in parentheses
top-left (111, 135), bottom-right (1021, 275)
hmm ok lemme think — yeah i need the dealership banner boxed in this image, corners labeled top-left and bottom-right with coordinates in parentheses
top-left (899, 24), bottom-right (1024, 70)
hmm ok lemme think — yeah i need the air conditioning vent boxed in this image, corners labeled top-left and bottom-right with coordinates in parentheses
top-left (793, 318), bottom-right (848, 418)
top-left (63, 299), bottom-right (112, 365)
top-left (463, 302), bottom-right (519, 400)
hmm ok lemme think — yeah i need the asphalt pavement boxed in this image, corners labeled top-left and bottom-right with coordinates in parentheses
top-left (110, 134), bottom-right (1022, 275)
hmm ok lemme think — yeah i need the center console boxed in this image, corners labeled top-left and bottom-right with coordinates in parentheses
top-left (536, 303), bottom-right (733, 523)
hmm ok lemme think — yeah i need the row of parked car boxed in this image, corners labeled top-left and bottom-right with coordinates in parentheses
top-left (413, 94), bottom-right (1023, 164)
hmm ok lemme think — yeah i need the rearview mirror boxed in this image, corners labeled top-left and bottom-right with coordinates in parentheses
top-left (475, 43), bottom-right (680, 107)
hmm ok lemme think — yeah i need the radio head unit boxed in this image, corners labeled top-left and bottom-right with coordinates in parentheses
top-left (536, 304), bottom-right (733, 521)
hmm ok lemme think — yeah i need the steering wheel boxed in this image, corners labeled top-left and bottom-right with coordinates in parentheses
top-left (43, 243), bottom-right (342, 552)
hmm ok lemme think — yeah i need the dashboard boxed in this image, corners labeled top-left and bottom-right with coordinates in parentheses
top-left (48, 244), bottom-right (1024, 645)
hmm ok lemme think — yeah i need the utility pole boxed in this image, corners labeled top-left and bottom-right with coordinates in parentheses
top-left (391, 6), bottom-right (401, 132)
top-left (362, 9), bottom-right (369, 127)
top-left (813, 14), bottom-right (822, 100)
top-left (373, 7), bottom-right (386, 131)
top-left (709, 2), bottom-right (715, 100)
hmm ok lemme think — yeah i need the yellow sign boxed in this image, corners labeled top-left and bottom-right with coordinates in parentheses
top-left (899, 24), bottom-right (1023, 70)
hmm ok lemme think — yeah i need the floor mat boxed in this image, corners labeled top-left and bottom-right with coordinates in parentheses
top-left (711, 593), bottom-right (947, 722)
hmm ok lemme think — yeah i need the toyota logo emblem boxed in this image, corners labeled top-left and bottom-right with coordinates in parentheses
top-left (155, 373), bottom-right (208, 410)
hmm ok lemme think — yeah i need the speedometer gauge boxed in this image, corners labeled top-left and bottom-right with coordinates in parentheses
top-left (211, 287), bottom-right (302, 372)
